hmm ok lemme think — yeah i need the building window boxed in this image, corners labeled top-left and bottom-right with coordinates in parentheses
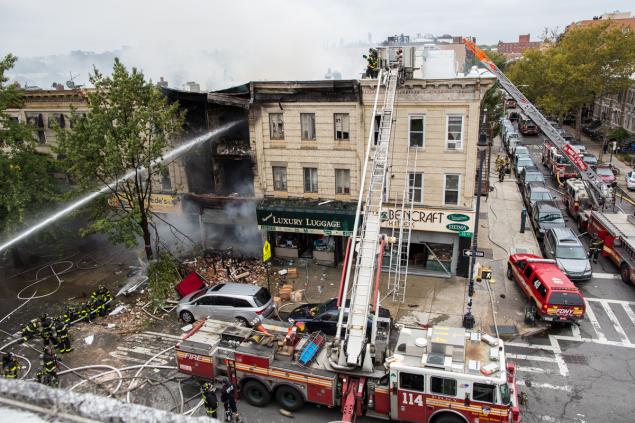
top-left (373, 114), bottom-right (381, 145)
top-left (335, 169), bottom-right (351, 194)
top-left (301, 113), bottom-right (316, 140)
top-left (48, 113), bottom-right (66, 129)
top-left (430, 377), bottom-right (457, 397)
top-left (334, 113), bottom-right (350, 140)
top-left (269, 113), bottom-right (284, 140)
top-left (409, 115), bottom-right (424, 148)
top-left (25, 112), bottom-right (46, 144)
top-left (160, 168), bottom-right (172, 191)
top-left (408, 172), bottom-right (423, 204)
top-left (273, 166), bottom-right (287, 191)
top-left (303, 167), bottom-right (318, 193)
top-left (446, 115), bottom-right (463, 150)
top-left (444, 174), bottom-right (460, 205)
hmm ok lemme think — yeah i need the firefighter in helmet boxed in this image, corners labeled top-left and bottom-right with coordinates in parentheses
top-left (589, 233), bottom-right (604, 263)
top-left (201, 381), bottom-right (218, 419)
top-left (2, 352), bottom-right (19, 379)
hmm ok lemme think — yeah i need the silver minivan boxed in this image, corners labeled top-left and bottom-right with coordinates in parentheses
top-left (543, 227), bottom-right (592, 281)
top-left (176, 283), bottom-right (275, 325)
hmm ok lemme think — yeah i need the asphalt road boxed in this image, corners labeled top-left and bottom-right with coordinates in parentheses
top-left (502, 119), bottom-right (635, 423)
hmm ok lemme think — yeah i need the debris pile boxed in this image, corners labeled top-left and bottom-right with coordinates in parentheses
top-left (187, 250), bottom-right (267, 285)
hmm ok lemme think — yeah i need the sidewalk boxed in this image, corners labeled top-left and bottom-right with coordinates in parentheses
top-left (275, 135), bottom-right (541, 337)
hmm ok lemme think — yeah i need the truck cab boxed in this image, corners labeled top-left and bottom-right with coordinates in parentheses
top-left (507, 254), bottom-right (585, 324)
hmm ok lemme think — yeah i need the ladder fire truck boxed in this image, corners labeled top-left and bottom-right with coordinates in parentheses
top-left (175, 50), bottom-right (522, 423)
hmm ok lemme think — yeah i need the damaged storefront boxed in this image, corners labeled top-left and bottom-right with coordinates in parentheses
top-left (256, 199), bottom-right (356, 266)
top-left (380, 207), bottom-right (474, 278)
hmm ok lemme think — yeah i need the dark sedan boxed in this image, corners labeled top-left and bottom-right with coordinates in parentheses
top-left (288, 298), bottom-right (391, 336)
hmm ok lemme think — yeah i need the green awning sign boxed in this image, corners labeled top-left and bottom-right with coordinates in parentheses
top-left (446, 223), bottom-right (469, 232)
top-left (447, 213), bottom-right (470, 222)
top-left (459, 231), bottom-right (473, 238)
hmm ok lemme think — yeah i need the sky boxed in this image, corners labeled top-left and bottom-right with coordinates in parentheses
top-left (1, 0), bottom-right (633, 90)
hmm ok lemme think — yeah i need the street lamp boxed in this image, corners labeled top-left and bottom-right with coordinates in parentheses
top-left (463, 110), bottom-right (488, 329)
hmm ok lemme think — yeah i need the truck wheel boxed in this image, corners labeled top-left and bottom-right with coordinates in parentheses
top-left (621, 263), bottom-right (631, 285)
top-left (506, 264), bottom-right (513, 280)
top-left (275, 385), bottom-right (304, 411)
top-left (242, 380), bottom-right (271, 407)
top-left (180, 311), bottom-right (194, 323)
top-left (432, 413), bottom-right (464, 423)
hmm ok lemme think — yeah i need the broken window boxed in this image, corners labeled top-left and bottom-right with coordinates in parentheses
top-left (446, 115), bottom-right (463, 150)
top-left (269, 113), bottom-right (284, 140)
top-left (273, 166), bottom-right (287, 191)
top-left (300, 113), bottom-right (316, 141)
top-left (409, 115), bottom-right (424, 148)
top-left (444, 174), bottom-right (460, 205)
top-left (334, 113), bottom-right (350, 140)
top-left (408, 172), bottom-right (423, 204)
top-left (303, 167), bottom-right (318, 193)
top-left (335, 169), bottom-right (351, 194)
top-left (48, 113), bottom-right (66, 129)
top-left (25, 112), bottom-right (46, 143)
top-left (160, 168), bottom-right (172, 191)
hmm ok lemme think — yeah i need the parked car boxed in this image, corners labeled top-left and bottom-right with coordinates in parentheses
top-left (515, 156), bottom-right (535, 176)
top-left (626, 170), bottom-right (635, 191)
top-left (582, 153), bottom-right (598, 169)
top-left (530, 200), bottom-right (566, 240)
top-left (507, 253), bottom-right (586, 324)
top-left (288, 298), bottom-right (391, 336)
top-left (524, 182), bottom-right (555, 210)
top-left (513, 146), bottom-right (530, 160)
top-left (596, 165), bottom-right (617, 187)
top-left (519, 166), bottom-right (546, 187)
top-left (543, 227), bottom-right (592, 281)
top-left (176, 283), bottom-right (274, 324)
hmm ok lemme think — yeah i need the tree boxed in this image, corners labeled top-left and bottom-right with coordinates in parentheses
top-left (56, 59), bottom-right (184, 260)
top-left (0, 54), bottom-right (59, 266)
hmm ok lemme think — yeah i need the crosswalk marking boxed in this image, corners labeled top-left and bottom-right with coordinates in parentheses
top-left (505, 341), bottom-right (554, 351)
top-left (591, 272), bottom-right (620, 279)
top-left (506, 353), bottom-right (556, 362)
top-left (516, 379), bottom-right (572, 392)
top-left (570, 323), bottom-right (581, 339)
top-left (549, 335), bottom-right (569, 377)
top-left (598, 300), bottom-right (631, 345)
top-left (586, 297), bottom-right (635, 306)
top-left (622, 302), bottom-right (635, 328)
top-left (583, 299), bottom-right (607, 342)
top-left (516, 365), bottom-right (553, 374)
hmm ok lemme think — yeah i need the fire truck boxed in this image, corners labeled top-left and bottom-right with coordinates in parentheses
top-left (586, 211), bottom-right (635, 285)
top-left (541, 142), bottom-right (576, 181)
top-left (174, 51), bottom-right (522, 423)
top-left (517, 114), bottom-right (538, 135)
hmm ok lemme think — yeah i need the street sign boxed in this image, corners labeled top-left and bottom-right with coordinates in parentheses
top-left (262, 240), bottom-right (271, 262)
top-left (463, 249), bottom-right (485, 257)
top-left (459, 231), bottom-right (473, 238)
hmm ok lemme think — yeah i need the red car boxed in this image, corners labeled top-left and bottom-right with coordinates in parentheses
top-left (507, 254), bottom-right (586, 324)
top-left (595, 165), bottom-right (617, 186)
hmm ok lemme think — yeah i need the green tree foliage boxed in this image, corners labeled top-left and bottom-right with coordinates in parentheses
top-left (146, 253), bottom-right (181, 309)
top-left (56, 59), bottom-right (184, 260)
top-left (507, 23), bottom-right (635, 138)
top-left (0, 54), bottom-right (59, 266)
top-left (482, 86), bottom-right (505, 141)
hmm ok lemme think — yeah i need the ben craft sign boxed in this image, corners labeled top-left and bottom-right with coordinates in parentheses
top-left (380, 208), bottom-right (474, 233)
top-left (256, 208), bottom-right (355, 236)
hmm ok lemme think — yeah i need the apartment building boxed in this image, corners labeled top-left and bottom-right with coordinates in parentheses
top-left (593, 80), bottom-right (635, 134)
top-left (250, 74), bottom-right (495, 275)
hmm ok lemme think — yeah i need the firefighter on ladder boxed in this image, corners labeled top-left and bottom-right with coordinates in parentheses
top-left (201, 381), bottom-right (218, 419)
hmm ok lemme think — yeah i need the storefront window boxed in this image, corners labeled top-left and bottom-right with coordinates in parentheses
top-left (409, 242), bottom-right (453, 274)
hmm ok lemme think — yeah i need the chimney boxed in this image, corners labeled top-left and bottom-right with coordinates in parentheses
top-left (519, 34), bottom-right (530, 43)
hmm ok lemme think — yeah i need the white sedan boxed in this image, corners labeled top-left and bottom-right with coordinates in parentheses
top-left (625, 171), bottom-right (635, 190)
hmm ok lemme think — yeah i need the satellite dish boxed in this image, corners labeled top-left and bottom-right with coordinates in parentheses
top-left (66, 80), bottom-right (75, 89)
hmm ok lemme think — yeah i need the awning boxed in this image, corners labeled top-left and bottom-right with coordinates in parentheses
top-left (256, 198), bottom-right (357, 236)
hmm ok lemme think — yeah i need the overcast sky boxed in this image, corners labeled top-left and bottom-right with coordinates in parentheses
top-left (1, 0), bottom-right (633, 89)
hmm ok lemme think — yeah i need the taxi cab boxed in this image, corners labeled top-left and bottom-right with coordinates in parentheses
top-left (507, 254), bottom-right (586, 324)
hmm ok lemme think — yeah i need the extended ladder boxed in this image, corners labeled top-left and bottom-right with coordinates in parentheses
top-left (344, 68), bottom-right (399, 366)
top-left (463, 38), bottom-right (610, 208)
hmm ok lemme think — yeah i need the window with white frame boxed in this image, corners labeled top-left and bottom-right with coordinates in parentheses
top-left (446, 115), bottom-right (463, 150)
top-left (273, 166), bottom-right (287, 191)
top-left (444, 174), bottom-right (460, 205)
top-left (303, 167), bottom-right (318, 192)
top-left (334, 113), bottom-right (350, 140)
top-left (409, 115), bottom-right (424, 148)
top-left (301, 113), bottom-right (316, 140)
top-left (408, 172), bottom-right (424, 204)
top-left (335, 169), bottom-right (351, 194)
top-left (269, 113), bottom-right (284, 140)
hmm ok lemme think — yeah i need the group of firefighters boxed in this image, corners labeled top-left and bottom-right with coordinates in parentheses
top-left (1, 285), bottom-right (112, 387)
top-left (201, 378), bottom-right (241, 422)
top-left (495, 154), bottom-right (511, 182)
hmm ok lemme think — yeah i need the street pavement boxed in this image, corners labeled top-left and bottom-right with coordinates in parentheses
top-left (499, 116), bottom-right (635, 423)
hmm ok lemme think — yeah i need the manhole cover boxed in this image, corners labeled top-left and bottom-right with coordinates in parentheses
top-left (493, 325), bottom-right (518, 335)
top-left (562, 354), bottom-right (588, 365)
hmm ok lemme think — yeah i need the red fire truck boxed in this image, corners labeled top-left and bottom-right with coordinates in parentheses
top-left (518, 114), bottom-right (538, 135)
top-left (586, 210), bottom-right (635, 285)
top-left (563, 179), bottom-right (592, 230)
top-left (541, 142), bottom-right (577, 181)
top-left (176, 319), bottom-right (521, 423)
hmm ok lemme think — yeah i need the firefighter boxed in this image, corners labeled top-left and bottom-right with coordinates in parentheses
top-left (201, 382), bottom-right (218, 419)
top-left (362, 48), bottom-right (378, 78)
top-left (62, 305), bottom-right (78, 325)
top-left (589, 233), bottom-right (604, 263)
top-left (495, 154), bottom-right (504, 172)
top-left (220, 378), bottom-right (240, 422)
top-left (54, 318), bottom-right (72, 353)
top-left (41, 346), bottom-right (59, 388)
top-left (2, 352), bottom-right (19, 379)
top-left (20, 318), bottom-right (38, 343)
top-left (87, 298), bottom-right (99, 321)
top-left (282, 319), bottom-right (305, 358)
top-left (498, 162), bottom-right (507, 183)
top-left (40, 314), bottom-right (56, 347)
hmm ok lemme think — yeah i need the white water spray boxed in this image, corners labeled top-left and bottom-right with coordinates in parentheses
top-left (0, 121), bottom-right (241, 253)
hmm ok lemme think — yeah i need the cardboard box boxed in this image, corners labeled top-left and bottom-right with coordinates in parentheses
top-left (273, 296), bottom-right (282, 308)
top-left (287, 267), bottom-right (298, 279)
top-left (279, 288), bottom-right (292, 301)
top-left (291, 289), bottom-right (304, 303)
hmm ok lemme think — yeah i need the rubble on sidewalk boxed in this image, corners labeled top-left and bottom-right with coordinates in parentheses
top-left (184, 250), bottom-right (270, 285)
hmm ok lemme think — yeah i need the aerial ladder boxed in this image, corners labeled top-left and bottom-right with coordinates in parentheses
top-left (463, 38), bottom-right (611, 209)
